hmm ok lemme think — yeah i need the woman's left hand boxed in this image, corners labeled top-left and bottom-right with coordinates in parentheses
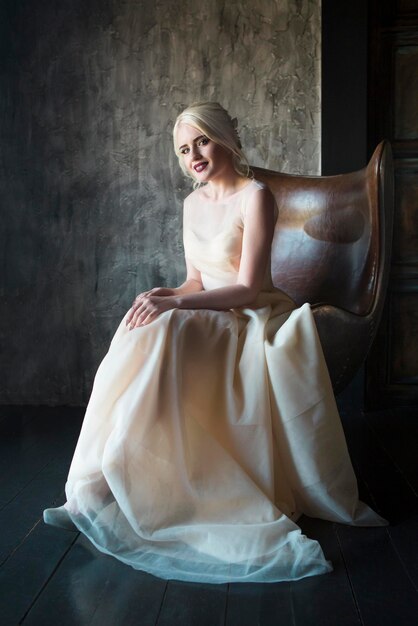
top-left (126, 294), bottom-right (177, 329)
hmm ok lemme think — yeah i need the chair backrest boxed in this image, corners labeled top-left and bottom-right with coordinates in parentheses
top-left (252, 141), bottom-right (393, 316)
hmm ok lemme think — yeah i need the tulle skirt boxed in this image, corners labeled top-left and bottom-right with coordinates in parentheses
top-left (44, 293), bottom-right (386, 583)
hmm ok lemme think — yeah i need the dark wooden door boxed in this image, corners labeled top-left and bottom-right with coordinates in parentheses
top-left (366, 0), bottom-right (418, 407)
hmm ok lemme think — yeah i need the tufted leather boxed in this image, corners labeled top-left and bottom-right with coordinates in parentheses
top-left (253, 141), bottom-right (394, 393)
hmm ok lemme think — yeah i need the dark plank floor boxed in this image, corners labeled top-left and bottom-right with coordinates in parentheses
top-left (0, 404), bottom-right (417, 626)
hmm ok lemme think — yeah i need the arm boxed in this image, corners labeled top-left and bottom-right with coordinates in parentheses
top-left (166, 258), bottom-right (204, 296)
top-left (128, 187), bottom-right (276, 327)
top-left (125, 259), bottom-right (203, 326)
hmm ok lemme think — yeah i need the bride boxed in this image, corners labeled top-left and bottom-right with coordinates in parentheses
top-left (44, 101), bottom-right (385, 583)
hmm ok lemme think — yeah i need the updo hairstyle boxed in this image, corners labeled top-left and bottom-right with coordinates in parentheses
top-left (173, 101), bottom-right (251, 183)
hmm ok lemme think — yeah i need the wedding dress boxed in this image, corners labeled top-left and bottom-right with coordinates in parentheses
top-left (44, 179), bottom-right (386, 583)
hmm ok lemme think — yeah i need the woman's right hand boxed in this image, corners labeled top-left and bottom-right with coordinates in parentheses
top-left (125, 287), bottom-right (176, 326)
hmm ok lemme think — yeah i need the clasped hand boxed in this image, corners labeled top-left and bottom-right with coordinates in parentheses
top-left (125, 287), bottom-right (177, 329)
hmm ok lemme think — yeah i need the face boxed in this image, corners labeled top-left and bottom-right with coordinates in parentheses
top-left (176, 123), bottom-right (234, 183)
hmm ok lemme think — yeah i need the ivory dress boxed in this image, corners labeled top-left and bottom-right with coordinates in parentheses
top-left (44, 179), bottom-right (386, 583)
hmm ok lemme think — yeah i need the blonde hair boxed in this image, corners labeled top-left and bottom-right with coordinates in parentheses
top-left (173, 102), bottom-right (251, 184)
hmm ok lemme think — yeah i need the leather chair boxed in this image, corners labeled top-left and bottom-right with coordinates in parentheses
top-left (253, 141), bottom-right (394, 394)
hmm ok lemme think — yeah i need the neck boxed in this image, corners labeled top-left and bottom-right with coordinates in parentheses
top-left (204, 173), bottom-right (249, 202)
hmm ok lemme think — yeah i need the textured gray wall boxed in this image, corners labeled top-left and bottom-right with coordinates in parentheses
top-left (0, 0), bottom-right (321, 405)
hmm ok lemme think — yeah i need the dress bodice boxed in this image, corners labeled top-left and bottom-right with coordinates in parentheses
top-left (183, 179), bottom-right (276, 292)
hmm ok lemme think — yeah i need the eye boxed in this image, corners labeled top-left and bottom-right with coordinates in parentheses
top-left (198, 137), bottom-right (209, 146)
top-left (179, 147), bottom-right (189, 155)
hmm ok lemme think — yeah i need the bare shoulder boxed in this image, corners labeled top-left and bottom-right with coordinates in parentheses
top-left (183, 188), bottom-right (202, 221)
top-left (245, 180), bottom-right (276, 215)
top-left (248, 179), bottom-right (274, 198)
top-left (184, 187), bottom-right (203, 206)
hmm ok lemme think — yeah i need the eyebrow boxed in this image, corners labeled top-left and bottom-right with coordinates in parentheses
top-left (178, 135), bottom-right (207, 152)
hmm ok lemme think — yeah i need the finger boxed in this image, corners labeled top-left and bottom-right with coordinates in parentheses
top-left (135, 303), bottom-right (156, 327)
top-left (126, 293), bottom-right (149, 325)
top-left (139, 309), bottom-right (156, 326)
top-left (126, 302), bottom-right (140, 325)
top-left (129, 303), bottom-right (147, 329)
top-left (135, 298), bottom-right (161, 327)
top-left (127, 303), bottom-right (142, 329)
top-left (132, 298), bottom-right (155, 329)
top-left (125, 308), bottom-right (134, 325)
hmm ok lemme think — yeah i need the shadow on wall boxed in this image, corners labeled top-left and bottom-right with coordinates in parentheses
top-left (0, 0), bottom-right (321, 404)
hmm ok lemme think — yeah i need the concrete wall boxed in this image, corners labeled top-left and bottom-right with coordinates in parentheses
top-left (0, 0), bottom-right (321, 405)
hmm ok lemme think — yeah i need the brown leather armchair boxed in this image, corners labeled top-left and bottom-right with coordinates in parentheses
top-left (253, 141), bottom-right (394, 394)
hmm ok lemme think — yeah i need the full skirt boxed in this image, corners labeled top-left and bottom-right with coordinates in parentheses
top-left (45, 293), bottom-right (386, 583)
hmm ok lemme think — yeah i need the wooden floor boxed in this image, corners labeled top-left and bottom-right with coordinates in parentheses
top-left (0, 405), bottom-right (417, 626)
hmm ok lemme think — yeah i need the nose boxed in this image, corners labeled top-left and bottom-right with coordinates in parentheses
top-left (190, 144), bottom-right (201, 161)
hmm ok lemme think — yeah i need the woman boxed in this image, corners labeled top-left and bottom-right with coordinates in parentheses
top-left (44, 102), bottom-right (385, 583)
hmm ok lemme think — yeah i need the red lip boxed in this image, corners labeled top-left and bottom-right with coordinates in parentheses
top-left (193, 161), bottom-right (208, 173)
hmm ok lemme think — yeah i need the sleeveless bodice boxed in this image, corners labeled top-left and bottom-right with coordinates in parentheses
top-left (183, 179), bottom-right (275, 292)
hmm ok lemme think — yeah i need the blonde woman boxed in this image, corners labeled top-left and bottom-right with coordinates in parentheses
top-left (44, 102), bottom-right (385, 583)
